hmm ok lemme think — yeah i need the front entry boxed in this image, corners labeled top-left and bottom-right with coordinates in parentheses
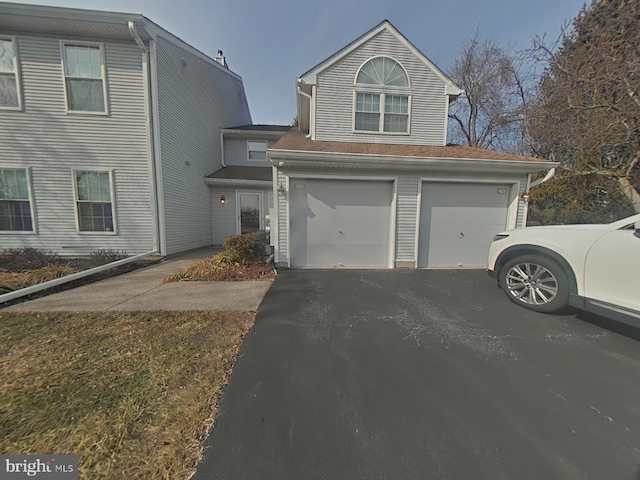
top-left (237, 192), bottom-right (262, 234)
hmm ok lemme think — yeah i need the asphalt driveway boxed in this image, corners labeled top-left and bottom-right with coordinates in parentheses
top-left (194, 270), bottom-right (640, 480)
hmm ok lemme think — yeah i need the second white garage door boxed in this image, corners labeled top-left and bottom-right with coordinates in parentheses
top-left (418, 182), bottom-right (511, 268)
top-left (289, 179), bottom-right (393, 268)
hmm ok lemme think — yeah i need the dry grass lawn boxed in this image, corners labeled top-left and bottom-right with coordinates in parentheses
top-left (0, 310), bottom-right (255, 480)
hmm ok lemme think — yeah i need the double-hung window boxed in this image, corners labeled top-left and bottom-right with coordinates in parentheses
top-left (0, 37), bottom-right (22, 110)
top-left (247, 141), bottom-right (268, 161)
top-left (62, 43), bottom-right (107, 114)
top-left (354, 57), bottom-right (410, 134)
top-left (0, 168), bottom-right (34, 232)
top-left (73, 170), bottom-right (115, 233)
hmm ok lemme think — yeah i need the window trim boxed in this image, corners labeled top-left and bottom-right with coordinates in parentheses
top-left (353, 55), bottom-right (411, 89)
top-left (352, 91), bottom-right (412, 135)
top-left (0, 36), bottom-right (24, 112)
top-left (0, 166), bottom-right (36, 234)
top-left (60, 40), bottom-right (109, 116)
top-left (72, 169), bottom-right (117, 235)
top-left (247, 140), bottom-right (268, 162)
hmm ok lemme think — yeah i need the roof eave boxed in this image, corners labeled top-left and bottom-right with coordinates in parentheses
top-left (269, 148), bottom-right (558, 173)
top-left (204, 178), bottom-right (272, 187)
top-left (0, 1), bottom-right (145, 24)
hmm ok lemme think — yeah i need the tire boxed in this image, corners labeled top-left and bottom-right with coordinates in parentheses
top-left (499, 254), bottom-right (570, 314)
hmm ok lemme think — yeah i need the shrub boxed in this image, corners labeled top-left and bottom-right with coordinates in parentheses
top-left (222, 231), bottom-right (268, 264)
top-left (0, 248), bottom-right (62, 272)
top-left (21, 264), bottom-right (76, 286)
top-left (90, 249), bottom-right (129, 264)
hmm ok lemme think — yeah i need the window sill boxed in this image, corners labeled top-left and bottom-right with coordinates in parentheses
top-left (352, 130), bottom-right (411, 136)
top-left (77, 231), bottom-right (117, 235)
top-left (0, 106), bottom-right (23, 112)
top-left (0, 230), bottom-right (36, 235)
top-left (66, 110), bottom-right (109, 116)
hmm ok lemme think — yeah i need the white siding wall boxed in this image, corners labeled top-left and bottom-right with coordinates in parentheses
top-left (274, 167), bottom-right (529, 267)
top-left (314, 29), bottom-right (448, 146)
top-left (224, 138), bottom-right (279, 167)
top-left (0, 35), bottom-right (153, 255)
top-left (276, 170), bottom-right (289, 265)
top-left (155, 37), bottom-right (251, 255)
top-left (210, 186), bottom-right (272, 245)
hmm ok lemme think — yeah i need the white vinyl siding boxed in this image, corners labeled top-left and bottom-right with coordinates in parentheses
top-left (73, 170), bottom-right (115, 233)
top-left (0, 168), bottom-right (34, 232)
top-left (315, 29), bottom-right (448, 145)
top-left (0, 35), bottom-right (153, 255)
top-left (61, 42), bottom-right (108, 114)
top-left (224, 138), bottom-right (279, 166)
top-left (155, 36), bottom-right (252, 255)
top-left (0, 37), bottom-right (22, 110)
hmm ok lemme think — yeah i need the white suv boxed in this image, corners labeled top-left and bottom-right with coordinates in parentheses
top-left (487, 214), bottom-right (640, 326)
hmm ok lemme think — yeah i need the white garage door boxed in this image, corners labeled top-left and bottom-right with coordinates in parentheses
top-left (418, 182), bottom-right (511, 268)
top-left (289, 179), bottom-right (393, 268)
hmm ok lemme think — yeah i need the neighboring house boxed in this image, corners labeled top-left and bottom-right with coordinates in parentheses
top-left (0, 2), bottom-right (252, 256)
top-left (269, 20), bottom-right (558, 268)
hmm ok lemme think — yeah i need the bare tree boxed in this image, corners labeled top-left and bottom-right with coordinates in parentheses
top-left (528, 0), bottom-right (640, 212)
top-left (447, 31), bottom-right (532, 153)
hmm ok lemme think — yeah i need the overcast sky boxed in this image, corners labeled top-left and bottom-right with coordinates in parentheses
top-left (10, 0), bottom-right (587, 125)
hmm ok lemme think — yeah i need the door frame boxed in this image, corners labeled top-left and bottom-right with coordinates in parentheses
top-left (415, 177), bottom-right (521, 268)
top-left (285, 173), bottom-right (398, 268)
top-left (235, 190), bottom-right (264, 235)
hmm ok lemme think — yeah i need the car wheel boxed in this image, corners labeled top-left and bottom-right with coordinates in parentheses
top-left (499, 254), bottom-right (570, 313)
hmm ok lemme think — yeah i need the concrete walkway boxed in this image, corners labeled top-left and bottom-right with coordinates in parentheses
top-left (4, 247), bottom-right (272, 312)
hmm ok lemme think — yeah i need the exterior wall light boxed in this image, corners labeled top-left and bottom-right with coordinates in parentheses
top-left (277, 183), bottom-right (286, 198)
top-left (520, 192), bottom-right (531, 200)
top-left (220, 195), bottom-right (226, 204)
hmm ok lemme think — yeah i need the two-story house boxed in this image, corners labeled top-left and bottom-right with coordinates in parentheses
top-left (269, 21), bottom-right (557, 269)
top-left (0, 2), bottom-right (253, 257)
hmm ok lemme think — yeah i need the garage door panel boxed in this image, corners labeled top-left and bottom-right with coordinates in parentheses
top-left (419, 182), bottom-right (510, 268)
top-left (290, 179), bottom-right (393, 268)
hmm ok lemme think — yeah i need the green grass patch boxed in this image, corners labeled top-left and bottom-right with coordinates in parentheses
top-left (0, 310), bottom-right (255, 480)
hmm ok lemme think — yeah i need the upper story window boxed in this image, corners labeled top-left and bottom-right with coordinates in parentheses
top-left (247, 141), bottom-right (268, 162)
top-left (61, 43), bottom-right (108, 114)
top-left (354, 57), bottom-right (410, 134)
top-left (0, 168), bottom-right (34, 232)
top-left (0, 37), bottom-right (22, 110)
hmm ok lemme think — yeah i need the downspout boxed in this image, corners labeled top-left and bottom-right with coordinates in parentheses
top-left (530, 167), bottom-right (556, 188)
top-left (297, 86), bottom-right (313, 139)
top-left (220, 130), bottom-right (226, 167)
top-left (128, 21), bottom-right (159, 254)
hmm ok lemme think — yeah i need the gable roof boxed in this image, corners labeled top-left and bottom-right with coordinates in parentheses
top-left (0, 1), bottom-right (242, 81)
top-left (299, 20), bottom-right (463, 96)
top-left (271, 130), bottom-right (550, 165)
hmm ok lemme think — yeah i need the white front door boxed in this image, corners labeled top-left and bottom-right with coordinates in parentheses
top-left (237, 192), bottom-right (263, 234)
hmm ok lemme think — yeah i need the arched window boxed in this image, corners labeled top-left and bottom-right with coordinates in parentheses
top-left (356, 57), bottom-right (408, 87)
top-left (354, 57), bottom-right (410, 134)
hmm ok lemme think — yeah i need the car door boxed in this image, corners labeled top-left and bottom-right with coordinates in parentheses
top-left (583, 222), bottom-right (640, 313)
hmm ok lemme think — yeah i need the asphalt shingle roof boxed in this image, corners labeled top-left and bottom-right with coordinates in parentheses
top-left (271, 130), bottom-right (546, 163)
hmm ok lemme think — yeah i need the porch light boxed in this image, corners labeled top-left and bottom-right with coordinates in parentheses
top-left (520, 192), bottom-right (531, 200)
top-left (277, 183), bottom-right (286, 197)
top-left (220, 195), bottom-right (226, 204)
